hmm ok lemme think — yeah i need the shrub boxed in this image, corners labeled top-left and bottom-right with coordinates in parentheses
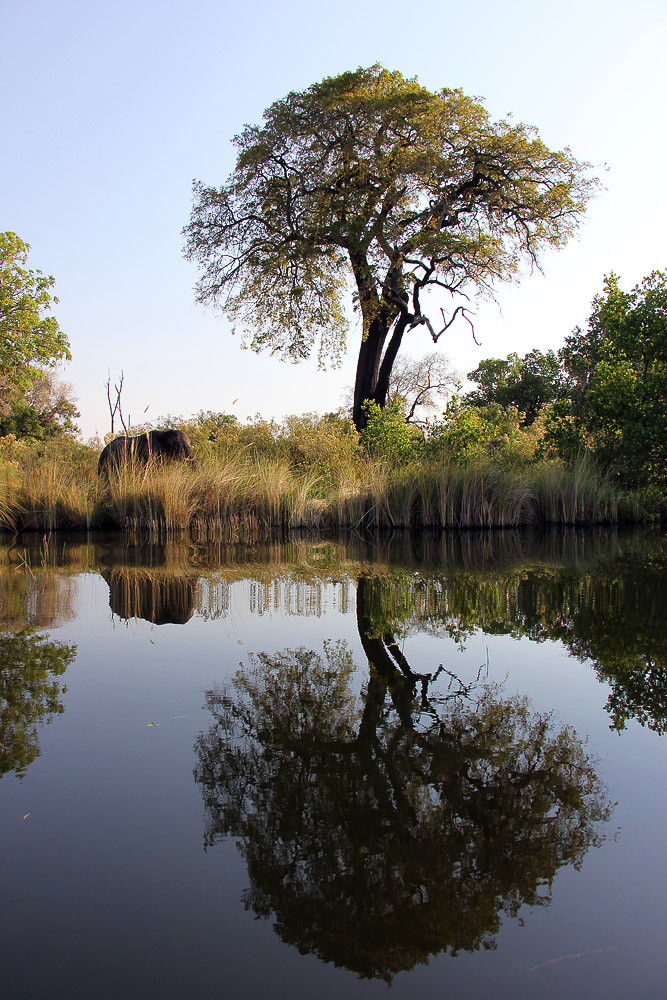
top-left (424, 400), bottom-right (542, 467)
top-left (360, 400), bottom-right (416, 462)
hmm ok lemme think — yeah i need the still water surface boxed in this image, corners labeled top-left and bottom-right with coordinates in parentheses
top-left (1, 529), bottom-right (666, 998)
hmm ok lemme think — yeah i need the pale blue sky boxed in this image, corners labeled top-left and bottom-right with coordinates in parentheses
top-left (3, 0), bottom-right (666, 438)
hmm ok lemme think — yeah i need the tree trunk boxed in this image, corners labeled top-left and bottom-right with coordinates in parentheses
top-left (352, 316), bottom-right (389, 430)
top-left (374, 316), bottom-right (408, 412)
top-left (352, 315), bottom-right (409, 430)
top-left (350, 252), bottom-right (406, 431)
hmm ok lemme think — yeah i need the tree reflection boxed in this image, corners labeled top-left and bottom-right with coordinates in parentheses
top-left (0, 629), bottom-right (76, 778)
top-left (350, 559), bottom-right (667, 735)
top-left (195, 577), bottom-right (612, 981)
top-left (544, 568), bottom-right (667, 734)
top-left (0, 565), bottom-right (76, 629)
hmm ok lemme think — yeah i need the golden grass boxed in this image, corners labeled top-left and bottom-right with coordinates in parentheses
top-left (0, 450), bottom-right (652, 537)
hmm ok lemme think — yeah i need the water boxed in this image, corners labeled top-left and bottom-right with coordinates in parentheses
top-left (1, 529), bottom-right (665, 999)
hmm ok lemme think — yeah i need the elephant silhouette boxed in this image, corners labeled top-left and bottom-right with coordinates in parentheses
top-left (98, 429), bottom-right (193, 475)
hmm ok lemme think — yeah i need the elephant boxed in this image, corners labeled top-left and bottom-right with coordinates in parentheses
top-left (98, 429), bottom-right (194, 475)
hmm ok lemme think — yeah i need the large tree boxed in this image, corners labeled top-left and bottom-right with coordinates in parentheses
top-left (184, 66), bottom-right (597, 429)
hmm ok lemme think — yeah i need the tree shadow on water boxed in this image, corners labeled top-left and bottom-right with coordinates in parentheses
top-left (194, 576), bottom-right (612, 982)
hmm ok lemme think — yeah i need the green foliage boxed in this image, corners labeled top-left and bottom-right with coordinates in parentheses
top-left (571, 270), bottom-right (667, 488)
top-left (427, 400), bottom-right (489, 462)
top-left (0, 233), bottom-right (71, 399)
top-left (184, 65), bottom-right (596, 427)
top-left (0, 371), bottom-right (79, 440)
top-left (360, 399), bottom-right (414, 462)
top-left (425, 399), bottom-right (542, 467)
top-left (537, 400), bottom-right (585, 463)
top-left (466, 348), bottom-right (563, 425)
top-left (188, 410), bottom-right (238, 442)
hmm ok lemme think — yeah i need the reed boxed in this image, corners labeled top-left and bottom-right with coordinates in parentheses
top-left (0, 445), bottom-right (653, 536)
top-left (531, 455), bottom-right (618, 525)
top-left (0, 464), bottom-right (22, 530)
top-left (339, 457), bottom-right (629, 530)
top-left (15, 460), bottom-right (97, 531)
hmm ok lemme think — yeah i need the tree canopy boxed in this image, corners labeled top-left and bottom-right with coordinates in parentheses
top-left (465, 348), bottom-right (563, 425)
top-left (184, 65), bottom-right (597, 429)
top-left (564, 270), bottom-right (667, 487)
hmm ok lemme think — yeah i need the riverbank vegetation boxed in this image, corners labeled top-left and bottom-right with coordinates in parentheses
top-left (0, 402), bottom-right (657, 536)
top-left (1, 227), bottom-right (664, 536)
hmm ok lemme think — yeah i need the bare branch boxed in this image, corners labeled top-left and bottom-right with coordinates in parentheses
top-left (422, 306), bottom-right (478, 345)
top-left (105, 370), bottom-right (130, 436)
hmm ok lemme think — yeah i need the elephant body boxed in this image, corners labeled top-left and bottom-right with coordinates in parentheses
top-left (98, 429), bottom-right (194, 474)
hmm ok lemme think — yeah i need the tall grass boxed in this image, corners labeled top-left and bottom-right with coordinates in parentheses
top-left (0, 444), bottom-right (654, 537)
top-left (330, 455), bottom-right (631, 531)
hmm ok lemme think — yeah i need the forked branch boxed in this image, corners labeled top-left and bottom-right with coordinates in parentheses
top-left (421, 305), bottom-right (479, 346)
top-left (105, 370), bottom-right (130, 436)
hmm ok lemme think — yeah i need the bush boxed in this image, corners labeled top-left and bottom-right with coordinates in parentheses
top-left (536, 400), bottom-right (586, 463)
top-left (277, 412), bottom-right (362, 493)
top-left (360, 400), bottom-right (416, 462)
top-left (424, 400), bottom-right (542, 467)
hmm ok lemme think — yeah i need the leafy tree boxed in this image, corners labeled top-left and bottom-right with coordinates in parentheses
top-left (0, 233), bottom-right (71, 410)
top-left (184, 65), bottom-right (596, 430)
top-left (0, 370), bottom-right (79, 440)
top-left (562, 271), bottom-right (667, 487)
top-left (466, 348), bottom-right (563, 425)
